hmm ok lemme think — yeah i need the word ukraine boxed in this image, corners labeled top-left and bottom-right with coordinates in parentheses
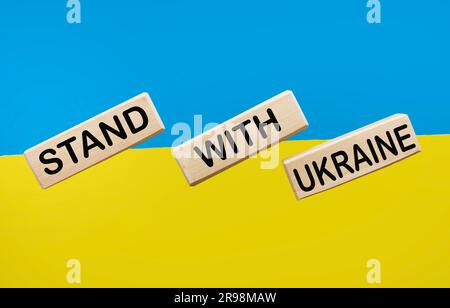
top-left (173, 91), bottom-right (309, 185)
top-left (25, 93), bottom-right (165, 188)
top-left (283, 114), bottom-right (420, 200)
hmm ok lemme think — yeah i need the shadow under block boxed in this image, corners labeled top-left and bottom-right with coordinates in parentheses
top-left (173, 91), bottom-right (309, 185)
top-left (24, 93), bottom-right (165, 189)
top-left (283, 114), bottom-right (421, 200)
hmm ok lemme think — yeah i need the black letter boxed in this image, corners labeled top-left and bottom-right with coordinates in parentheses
top-left (293, 166), bottom-right (315, 192)
top-left (331, 151), bottom-right (355, 178)
top-left (99, 116), bottom-right (128, 146)
top-left (39, 149), bottom-right (63, 175)
top-left (375, 131), bottom-right (398, 160)
top-left (394, 124), bottom-right (417, 152)
top-left (353, 144), bottom-right (373, 172)
top-left (57, 137), bottom-right (79, 164)
top-left (367, 139), bottom-right (380, 164)
top-left (194, 135), bottom-right (227, 168)
top-left (232, 120), bottom-right (253, 146)
top-left (312, 157), bottom-right (337, 185)
top-left (82, 130), bottom-right (106, 159)
top-left (123, 106), bottom-right (149, 134)
top-left (224, 130), bottom-right (239, 154)
top-left (253, 108), bottom-right (281, 139)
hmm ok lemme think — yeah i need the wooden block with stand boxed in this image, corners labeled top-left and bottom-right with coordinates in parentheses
top-left (25, 93), bottom-right (165, 189)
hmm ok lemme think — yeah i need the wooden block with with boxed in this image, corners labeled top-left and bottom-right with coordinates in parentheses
top-left (25, 93), bottom-right (165, 189)
top-left (283, 114), bottom-right (421, 200)
top-left (173, 91), bottom-right (309, 185)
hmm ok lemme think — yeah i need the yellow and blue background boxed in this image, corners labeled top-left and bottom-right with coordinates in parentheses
top-left (1, 1), bottom-right (449, 287)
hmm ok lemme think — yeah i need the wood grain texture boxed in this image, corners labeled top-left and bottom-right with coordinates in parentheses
top-left (25, 93), bottom-right (164, 189)
top-left (173, 91), bottom-right (309, 185)
top-left (284, 114), bottom-right (421, 200)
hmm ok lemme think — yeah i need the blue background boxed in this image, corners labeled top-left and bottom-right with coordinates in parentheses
top-left (1, 0), bottom-right (449, 155)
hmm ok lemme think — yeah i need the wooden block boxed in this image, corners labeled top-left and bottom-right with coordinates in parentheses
top-left (283, 114), bottom-right (421, 200)
top-left (25, 93), bottom-right (165, 189)
top-left (173, 91), bottom-right (309, 185)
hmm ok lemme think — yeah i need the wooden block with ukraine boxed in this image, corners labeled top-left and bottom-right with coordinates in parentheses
top-left (283, 114), bottom-right (421, 200)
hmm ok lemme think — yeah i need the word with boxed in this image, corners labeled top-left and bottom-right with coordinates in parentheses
top-left (172, 115), bottom-right (280, 170)
top-left (171, 115), bottom-right (280, 170)
top-left (173, 91), bottom-right (308, 185)
top-left (25, 93), bottom-right (165, 188)
top-left (193, 108), bottom-right (280, 168)
top-left (284, 114), bottom-right (420, 200)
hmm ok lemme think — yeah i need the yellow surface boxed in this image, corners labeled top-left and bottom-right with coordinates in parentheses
top-left (1, 135), bottom-right (449, 288)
